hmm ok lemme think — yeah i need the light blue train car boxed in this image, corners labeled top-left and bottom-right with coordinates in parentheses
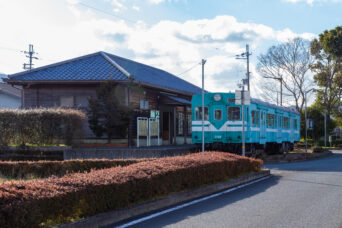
top-left (192, 92), bottom-right (300, 155)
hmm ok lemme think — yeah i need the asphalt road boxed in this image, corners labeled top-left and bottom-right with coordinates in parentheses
top-left (114, 150), bottom-right (342, 228)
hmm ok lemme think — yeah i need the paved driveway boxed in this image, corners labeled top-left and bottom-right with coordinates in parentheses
top-left (114, 151), bottom-right (342, 228)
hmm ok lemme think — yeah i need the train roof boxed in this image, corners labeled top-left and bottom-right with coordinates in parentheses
top-left (193, 93), bottom-right (300, 115)
top-left (251, 98), bottom-right (299, 115)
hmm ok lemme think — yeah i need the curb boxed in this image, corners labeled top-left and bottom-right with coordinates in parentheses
top-left (264, 151), bottom-right (333, 164)
top-left (57, 170), bottom-right (270, 228)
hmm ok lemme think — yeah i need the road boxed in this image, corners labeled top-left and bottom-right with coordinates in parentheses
top-left (114, 151), bottom-right (342, 228)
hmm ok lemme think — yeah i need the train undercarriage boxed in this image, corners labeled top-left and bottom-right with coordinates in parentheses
top-left (199, 142), bottom-right (295, 157)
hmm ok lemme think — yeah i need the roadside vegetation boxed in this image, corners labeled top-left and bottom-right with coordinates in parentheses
top-left (0, 152), bottom-right (262, 227)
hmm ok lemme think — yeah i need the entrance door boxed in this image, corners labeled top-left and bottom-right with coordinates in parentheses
top-left (162, 112), bottom-right (170, 143)
top-left (211, 105), bottom-right (226, 141)
top-left (260, 111), bottom-right (266, 144)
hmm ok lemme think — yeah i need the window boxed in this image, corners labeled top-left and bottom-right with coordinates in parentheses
top-left (75, 96), bottom-right (89, 107)
top-left (140, 99), bottom-right (149, 110)
top-left (278, 116), bottom-right (282, 128)
top-left (214, 109), bottom-right (222, 120)
top-left (195, 107), bottom-right (209, 120)
top-left (267, 114), bottom-right (274, 127)
top-left (252, 111), bottom-right (259, 125)
top-left (178, 113), bottom-right (184, 134)
top-left (187, 114), bottom-right (192, 134)
top-left (294, 119), bottom-right (298, 129)
top-left (284, 117), bottom-right (289, 129)
top-left (227, 107), bottom-right (241, 120)
top-left (60, 96), bottom-right (73, 107)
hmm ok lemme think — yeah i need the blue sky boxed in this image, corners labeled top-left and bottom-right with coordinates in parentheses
top-left (0, 0), bottom-right (341, 100)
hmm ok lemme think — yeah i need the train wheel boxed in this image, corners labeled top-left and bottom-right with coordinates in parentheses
top-left (250, 144), bottom-right (256, 157)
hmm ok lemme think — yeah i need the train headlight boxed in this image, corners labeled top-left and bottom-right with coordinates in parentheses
top-left (214, 94), bottom-right (221, 101)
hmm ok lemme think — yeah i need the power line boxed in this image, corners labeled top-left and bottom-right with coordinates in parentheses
top-left (79, 2), bottom-right (138, 24)
top-left (177, 62), bottom-right (201, 76)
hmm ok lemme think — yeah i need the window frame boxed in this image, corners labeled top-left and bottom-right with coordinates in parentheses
top-left (60, 96), bottom-right (74, 107)
top-left (227, 106), bottom-right (241, 121)
top-left (214, 109), bottom-right (223, 120)
top-left (195, 106), bottom-right (209, 120)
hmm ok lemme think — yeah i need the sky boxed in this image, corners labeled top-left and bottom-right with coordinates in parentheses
top-left (0, 0), bottom-right (341, 99)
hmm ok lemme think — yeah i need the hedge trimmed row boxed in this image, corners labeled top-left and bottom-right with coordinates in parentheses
top-left (0, 159), bottom-right (148, 179)
top-left (0, 108), bottom-right (85, 146)
top-left (0, 152), bottom-right (262, 227)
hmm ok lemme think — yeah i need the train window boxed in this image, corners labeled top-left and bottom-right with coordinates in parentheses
top-left (284, 117), bottom-right (289, 128)
top-left (214, 110), bottom-right (222, 120)
top-left (267, 114), bottom-right (274, 127)
top-left (294, 119), bottom-right (298, 129)
top-left (252, 111), bottom-right (259, 125)
top-left (278, 116), bottom-right (282, 128)
top-left (227, 107), bottom-right (241, 120)
top-left (195, 107), bottom-right (209, 120)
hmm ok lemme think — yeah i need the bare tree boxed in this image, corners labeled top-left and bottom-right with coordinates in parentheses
top-left (257, 37), bottom-right (314, 112)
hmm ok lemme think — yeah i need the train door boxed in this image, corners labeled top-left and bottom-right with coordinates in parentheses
top-left (276, 115), bottom-right (281, 143)
top-left (211, 104), bottom-right (226, 141)
top-left (260, 110), bottom-right (266, 144)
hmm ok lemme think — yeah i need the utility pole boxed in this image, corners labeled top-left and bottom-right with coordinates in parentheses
top-left (242, 85), bottom-right (245, 156)
top-left (23, 44), bottom-right (38, 70)
top-left (236, 44), bottom-right (252, 92)
top-left (201, 59), bottom-right (206, 152)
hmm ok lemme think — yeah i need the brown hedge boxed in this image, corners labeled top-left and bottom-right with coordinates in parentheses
top-left (0, 108), bottom-right (85, 147)
top-left (0, 159), bottom-right (148, 179)
top-left (0, 152), bottom-right (263, 228)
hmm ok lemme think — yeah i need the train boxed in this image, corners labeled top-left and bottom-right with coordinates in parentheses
top-left (191, 92), bottom-right (300, 155)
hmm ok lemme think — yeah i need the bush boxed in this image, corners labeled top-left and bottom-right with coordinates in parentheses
top-left (0, 159), bottom-right (147, 179)
top-left (0, 152), bottom-right (262, 227)
top-left (312, 146), bottom-right (326, 153)
top-left (0, 108), bottom-right (85, 147)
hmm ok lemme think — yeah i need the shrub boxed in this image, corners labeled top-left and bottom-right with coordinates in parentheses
top-left (0, 152), bottom-right (262, 227)
top-left (312, 146), bottom-right (326, 153)
top-left (0, 108), bottom-right (85, 147)
top-left (0, 159), bottom-right (147, 179)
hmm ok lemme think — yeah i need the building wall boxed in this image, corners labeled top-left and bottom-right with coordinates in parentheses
top-left (21, 83), bottom-right (193, 145)
top-left (0, 93), bottom-right (21, 109)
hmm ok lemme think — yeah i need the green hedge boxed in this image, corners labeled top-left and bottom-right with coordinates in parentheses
top-left (0, 108), bottom-right (85, 146)
top-left (0, 152), bottom-right (262, 227)
top-left (0, 159), bottom-right (149, 179)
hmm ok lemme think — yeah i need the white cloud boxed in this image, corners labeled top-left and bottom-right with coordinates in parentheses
top-left (284, 0), bottom-right (342, 5)
top-left (0, 0), bottom-right (315, 99)
top-left (132, 5), bottom-right (140, 11)
top-left (148, 0), bottom-right (165, 4)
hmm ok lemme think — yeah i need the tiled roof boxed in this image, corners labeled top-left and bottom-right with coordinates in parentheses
top-left (7, 52), bottom-right (202, 95)
top-left (165, 95), bottom-right (191, 105)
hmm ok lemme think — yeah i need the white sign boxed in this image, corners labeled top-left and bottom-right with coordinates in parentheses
top-left (235, 90), bottom-right (250, 105)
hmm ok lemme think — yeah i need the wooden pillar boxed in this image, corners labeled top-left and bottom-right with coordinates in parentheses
top-left (183, 105), bottom-right (187, 144)
top-left (173, 107), bottom-right (177, 145)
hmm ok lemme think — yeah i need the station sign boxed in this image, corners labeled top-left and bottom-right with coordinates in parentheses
top-left (235, 90), bottom-right (250, 105)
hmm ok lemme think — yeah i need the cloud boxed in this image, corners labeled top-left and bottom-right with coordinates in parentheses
top-left (0, 0), bottom-right (315, 99)
top-left (284, 0), bottom-right (342, 5)
top-left (148, 0), bottom-right (165, 4)
top-left (132, 5), bottom-right (140, 11)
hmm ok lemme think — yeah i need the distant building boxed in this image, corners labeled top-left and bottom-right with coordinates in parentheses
top-left (6, 51), bottom-right (202, 146)
top-left (0, 83), bottom-right (21, 109)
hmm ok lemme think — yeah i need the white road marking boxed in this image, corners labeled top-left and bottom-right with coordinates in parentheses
top-left (116, 175), bottom-right (271, 228)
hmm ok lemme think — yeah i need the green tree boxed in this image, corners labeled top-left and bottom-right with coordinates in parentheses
top-left (310, 26), bottom-right (342, 118)
top-left (300, 105), bottom-right (336, 142)
top-left (87, 81), bottom-right (132, 142)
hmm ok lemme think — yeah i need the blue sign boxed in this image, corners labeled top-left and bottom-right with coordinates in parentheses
top-left (307, 119), bottom-right (314, 130)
